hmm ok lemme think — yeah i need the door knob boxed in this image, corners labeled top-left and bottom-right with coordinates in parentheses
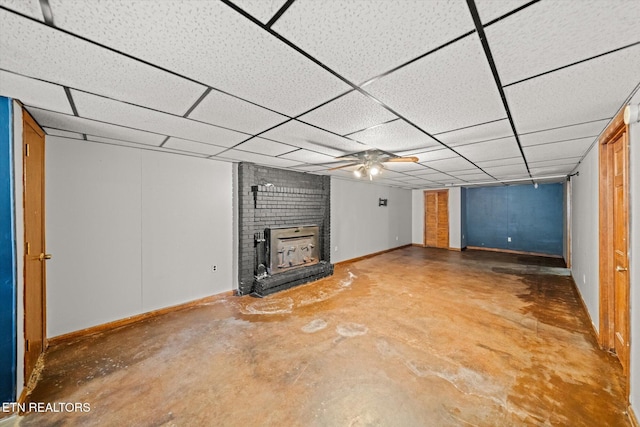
top-left (38, 253), bottom-right (52, 261)
top-left (616, 266), bottom-right (628, 272)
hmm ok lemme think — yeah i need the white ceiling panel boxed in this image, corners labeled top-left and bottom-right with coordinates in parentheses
top-left (278, 149), bottom-right (336, 164)
top-left (0, 10), bottom-right (206, 115)
top-left (349, 119), bottom-right (440, 152)
top-left (49, 0), bottom-right (350, 116)
top-left (188, 90), bottom-right (288, 135)
top-left (163, 138), bottom-right (228, 157)
top-left (519, 119), bottom-right (610, 147)
top-left (229, 0), bottom-right (288, 24)
top-left (0, 70), bottom-right (72, 114)
top-left (454, 137), bottom-right (522, 163)
top-left (487, 0), bottom-right (640, 85)
top-left (273, 0), bottom-right (474, 84)
top-left (290, 164), bottom-right (331, 172)
top-left (523, 137), bottom-right (595, 163)
top-left (408, 149), bottom-right (458, 163)
top-left (474, 0), bottom-right (532, 24)
top-left (421, 157), bottom-right (477, 173)
top-left (260, 120), bottom-right (369, 156)
top-left (0, 0), bottom-right (43, 21)
top-left (43, 128), bottom-right (83, 139)
top-left (406, 171), bottom-right (455, 182)
top-left (476, 156), bottom-right (524, 168)
top-left (529, 165), bottom-right (575, 176)
top-left (216, 149), bottom-right (302, 168)
top-left (435, 119), bottom-right (512, 146)
top-left (299, 91), bottom-right (397, 136)
top-left (455, 173), bottom-right (493, 182)
top-left (382, 161), bottom-right (430, 172)
top-left (506, 44), bottom-right (640, 134)
top-left (529, 157), bottom-right (582, 168)
top-left (367, 34), bottom-right (506, 134)
top-left (27, 107), bottom-right (165, 146)
top-left (85, 135), bottom-right (209, 158)
top-left (482, 163), bottom-right (529, 178)
top-left (71, 90), bottom-right (248, 148)
top-left (233, 137), bottom-right (296, 157)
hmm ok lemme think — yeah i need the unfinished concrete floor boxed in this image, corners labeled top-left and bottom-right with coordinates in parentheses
top-left (14, 247), bottom-right (630, 426)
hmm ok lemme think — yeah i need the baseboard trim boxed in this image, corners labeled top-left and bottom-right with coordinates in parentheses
top-left (335, 244), bottom-right (411, 266)
top-left (466, 246), bottom-right (563, 259)
top-left (569, 276), bottom-right (600, 345)
top-left (47, 291), bottom-right (234, 347)
top-left (411, 243), bottom-right (425, 247)
top-left (629, 405), bottom-right (639, 427)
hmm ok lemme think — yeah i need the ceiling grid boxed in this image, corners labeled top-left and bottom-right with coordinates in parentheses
top-left (0, 0), bottom-right (638, 189)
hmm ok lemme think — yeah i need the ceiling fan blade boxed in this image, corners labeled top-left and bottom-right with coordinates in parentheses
top-left (328, 162), bottom-right (359, 171)
top-left (384, 156), bottom-right (419, 163)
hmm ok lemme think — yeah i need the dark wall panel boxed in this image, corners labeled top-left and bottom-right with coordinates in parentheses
top-left (466, 183), bottom-right (564, 256)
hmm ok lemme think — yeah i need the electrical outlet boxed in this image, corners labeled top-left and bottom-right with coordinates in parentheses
top-left (507, 237), bottom-right (512, 242)
top-left (211, 265), bottom-right (217, 272)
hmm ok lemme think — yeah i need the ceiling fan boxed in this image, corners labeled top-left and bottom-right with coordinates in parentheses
top-left (328, 149), bottom-right (418, 180)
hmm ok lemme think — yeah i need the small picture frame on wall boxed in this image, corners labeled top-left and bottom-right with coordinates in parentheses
top-left (379, 198), bottom-right (388, 207)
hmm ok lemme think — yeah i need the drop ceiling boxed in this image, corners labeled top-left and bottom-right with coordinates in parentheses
top-left (0, 0), bottom-right (638, 189)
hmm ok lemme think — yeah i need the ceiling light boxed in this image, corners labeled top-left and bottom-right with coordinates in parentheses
top-left (354, 166), bottom-right (365, 178)
top-left (624, 103), bottom-right (639, 124)
top-left (369, 163), bottom-right (381, 176)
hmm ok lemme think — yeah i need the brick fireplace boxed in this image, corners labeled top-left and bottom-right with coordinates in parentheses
top-left (237, 163), bottom-right (333, 296)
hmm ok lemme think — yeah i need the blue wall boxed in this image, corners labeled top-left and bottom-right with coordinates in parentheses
top-left (466, 183), bottom-right (564, 256)
top-left (0, 97), bottom-right (16, 402)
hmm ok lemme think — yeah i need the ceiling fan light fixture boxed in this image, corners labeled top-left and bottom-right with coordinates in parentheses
top-left (354, 166), bottom-right (365, 178)
top-left (369, 163), bottom-right (382, 176)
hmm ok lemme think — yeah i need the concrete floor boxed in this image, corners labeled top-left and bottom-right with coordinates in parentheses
top-left (11, 247), bottom-right (630, 426)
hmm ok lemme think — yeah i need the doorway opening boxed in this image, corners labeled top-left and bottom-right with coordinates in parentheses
top-left (424, 190), bottom-right (449, 249)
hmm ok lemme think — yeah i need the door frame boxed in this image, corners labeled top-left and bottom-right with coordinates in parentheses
top-left (598, 108), bottom-right (630, 398)
top-left (22, 109), bottom-right (47, 386)
top-left (423, 189), bottom-right (449, 249)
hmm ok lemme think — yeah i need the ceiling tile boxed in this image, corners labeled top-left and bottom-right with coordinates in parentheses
top-left (216, 149), bottom-right (302, 168)
top-left (455, 173), bottom-right (493, 182)
top-left (48, 0), bottom-right (350, 116)
top-left (529, 157), bottom-right (582, 168)
top-left (408, 149), bottom-right (458, 163)
top-left (290, 164), bottom-right (330, 172)
top-left (435, 119), bottom-right (512, 146)
top-left (487, 0), bottom-right (640, 85)
top-left (474, 0), bottom-right (532, 24)
top-left (523, 137), bottom-right (595, 163)
top-left (382, 161), bottom-right (430, 172)
top-left (43, 128), bottom-right (83, 139)
top-left (187, 90), bottom-right (289, 134)
top-left (421, 157), bottom-right (477, 173)
top-left (85, 135), bottom-right (209, 158)
top-left (71, 90), bottom-right (248, 148)
top-left (505, 44), bottom-right (640, 134)
top-left (27, 107), bottom-right (165, 146)
top-left (260, 120), bottom-right (369, 156)
top-left (476, 156), bottom-right (524, 168)
top-left (278, 149), bottom-right (336, 164)
top-left (367, 34), bottom-right (506, 134)
top-left (349, 119), bottom-right (440, 152)
top-left (0, 10), bottom-right (206, 115)
top-left (406, 171), bottom-right (455, 182)
top-left (519, 119), bottom-right (610, 147)
top-left (299, 91), bottom-right (397, 136)
top-left (273, 0), bottom-right (474, 84)
top-left (163, 138), bottom-right (227, 157)
top-left (229, 0), bottom-right (288, 24)
top-left (482, 163), bottom-right (529, 178)
top-left (453, 137), bottom-right (522, 163)
top-left (529, 165), bottom-right (575, 176)
top-left (0, 70), bottom-right (72, 114)
top-left (0, 0), bottom-right (43, 21)
top-left (233, 137), bottom-right (296, 156)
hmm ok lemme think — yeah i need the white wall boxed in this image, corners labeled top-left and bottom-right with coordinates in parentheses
top-left (45, 137), bottom-right (233, 337)
top-left (411, 187), bottom-right (463, 248)
top-left (571, 90), bottom-right (640, 417)
top-left (570, 147), bottom-right (600, 330)
top-left (11, 102), bottom-right (23, 397)
top-left (330, 178), bottom-right (412, 263)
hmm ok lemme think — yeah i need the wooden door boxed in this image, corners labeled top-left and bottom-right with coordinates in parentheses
top-left (23, 110), bottom-right (47, 384)
top-left (612, 132), bottom-right (629, 373)
top-left (424, 190), bottom-right (449, 249)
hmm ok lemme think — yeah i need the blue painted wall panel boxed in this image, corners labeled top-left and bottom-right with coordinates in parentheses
top-left (466, 183), bottom-right (564, 256)
top-left (0, 97), bottom-right (16, 402)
